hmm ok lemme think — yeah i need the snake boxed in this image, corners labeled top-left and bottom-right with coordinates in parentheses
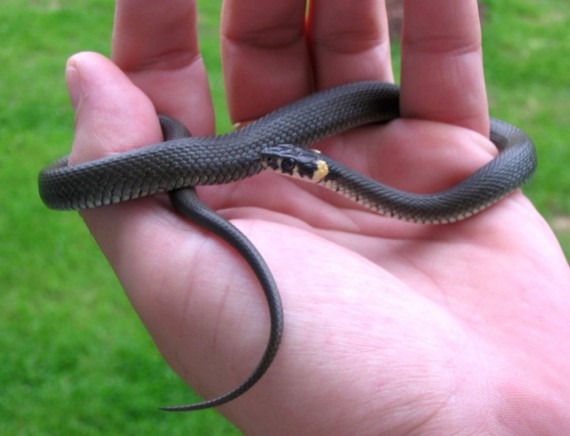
top-left (38, 81), bottom-right (537, 411)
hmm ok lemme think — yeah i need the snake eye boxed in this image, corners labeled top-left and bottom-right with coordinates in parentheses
top-left (280, 158), bottom-right (296, 174)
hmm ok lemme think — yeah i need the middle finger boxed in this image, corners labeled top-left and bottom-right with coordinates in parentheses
top-left (221, 0), bottom-right (311, 124)
top-left (308, 0), bottom-right (393, 89)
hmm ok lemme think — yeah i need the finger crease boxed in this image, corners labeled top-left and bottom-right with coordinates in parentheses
top-left (224, 26), bottom-right (305, 51)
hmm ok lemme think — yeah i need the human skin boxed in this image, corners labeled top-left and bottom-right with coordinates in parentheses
top-left (63, 0), bottom-right (570, 434)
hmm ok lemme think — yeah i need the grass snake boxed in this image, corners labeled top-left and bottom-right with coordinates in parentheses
top-left (38, 81), bottom-right (537, 411)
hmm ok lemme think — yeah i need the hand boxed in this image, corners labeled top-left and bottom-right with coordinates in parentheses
top-left (65, 0), bottom-right (570, 433)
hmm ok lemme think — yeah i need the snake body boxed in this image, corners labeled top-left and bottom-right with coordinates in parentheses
top-left (39, 82), bottom-right (402, 209)
top-left (38, 81), bottom-right (537, 411)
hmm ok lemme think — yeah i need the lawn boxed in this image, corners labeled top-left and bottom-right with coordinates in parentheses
top-left (1, 1), bottom-right (568, 434)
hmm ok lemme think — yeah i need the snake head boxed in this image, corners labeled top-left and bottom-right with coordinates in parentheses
top-left (260, 144), bottom-right (329, 183)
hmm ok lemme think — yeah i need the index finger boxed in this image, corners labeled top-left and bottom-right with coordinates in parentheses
top-left (112, 0), bottom-right (214, 135)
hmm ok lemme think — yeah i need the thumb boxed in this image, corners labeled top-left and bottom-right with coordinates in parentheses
top-left (63, 50), bottom-right (169, 295)
top-left (62, 51), bottom-right (177, 332)
top-left (61, 52), bottom-right (278, 414)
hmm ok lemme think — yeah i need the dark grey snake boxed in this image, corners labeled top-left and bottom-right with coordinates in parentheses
top-left (38, 81), bottom-right (537, 411)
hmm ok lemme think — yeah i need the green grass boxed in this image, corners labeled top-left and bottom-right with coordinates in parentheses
top-left (1, 0), bottom-right (239, 434)
top-left (1, 1), bottom-right (568, 434)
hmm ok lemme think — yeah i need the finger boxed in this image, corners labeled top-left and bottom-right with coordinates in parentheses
top-left (65, 51), bottom-right (167, 306)
top-left (66, 52), bottom-right (162, 166)
top-left (113, 0), bottom-right (214, 135)
top-left (400, 0), bottom-right (488, 134)
top-left (221, 0), bottom-right (311, 123)
top-left (307, 0), bottom-right (393, 89)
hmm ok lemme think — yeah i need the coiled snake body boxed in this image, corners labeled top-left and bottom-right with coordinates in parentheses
top-left (38, 81), bottom-right (537, 411)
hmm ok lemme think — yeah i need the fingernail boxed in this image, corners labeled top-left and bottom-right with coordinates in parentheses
top-left (65, 58), bottom-right (82, 110)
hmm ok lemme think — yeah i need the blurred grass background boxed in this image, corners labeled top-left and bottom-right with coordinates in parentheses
top-left (1, 0), bottom-right (568, 434)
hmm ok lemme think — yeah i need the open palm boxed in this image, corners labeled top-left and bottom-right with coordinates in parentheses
top-left (66, 0), bottom-right (570, 434)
